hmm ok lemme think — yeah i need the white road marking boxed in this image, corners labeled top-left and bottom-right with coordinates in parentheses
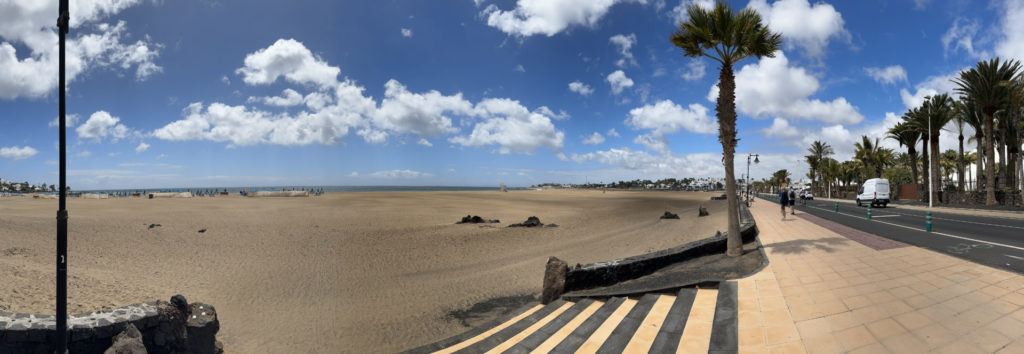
top-left (801, 204), bottom-right (1024, 252)
top-left (869, 214), bottom-right (899, 218)
top-left (1006, 254), bottom-right (1024, 261)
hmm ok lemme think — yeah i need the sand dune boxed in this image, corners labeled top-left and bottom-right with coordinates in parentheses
top-left (0, 190), bottom-right (726, 352)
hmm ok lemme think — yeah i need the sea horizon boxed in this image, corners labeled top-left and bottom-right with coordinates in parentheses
top-left (71, 185), bottom-right (525, 194)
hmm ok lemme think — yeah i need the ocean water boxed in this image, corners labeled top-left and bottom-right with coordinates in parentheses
top-left (76, 186), bottom-right (520, 194)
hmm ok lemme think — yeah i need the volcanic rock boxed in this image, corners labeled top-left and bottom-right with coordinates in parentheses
top-left (660, 211), bottom-right (679, 219)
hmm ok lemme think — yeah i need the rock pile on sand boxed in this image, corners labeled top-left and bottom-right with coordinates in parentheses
top-left (660, 211), bottom-right (679, 219)
top-left (699, 206), bottom-right (709, 217)
top-left (508, 216), bottom-right (544, 227)
top-left (456, 215), bottom-right (500, 224)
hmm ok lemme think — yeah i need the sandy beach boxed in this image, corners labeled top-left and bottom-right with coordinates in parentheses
top-left (0, 190), bottom-right (727, 352)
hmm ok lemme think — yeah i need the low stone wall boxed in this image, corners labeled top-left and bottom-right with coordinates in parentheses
top-left (249, 190), bottom-right (309, 197)
top-left (554, 204), bottom-right (759, 297)
top-left (0, 298), bottom-right (221, 353)
top-left (936, 190), bottom-right (1023, 206)
top-left (148, 192), bottom-right (193, 199)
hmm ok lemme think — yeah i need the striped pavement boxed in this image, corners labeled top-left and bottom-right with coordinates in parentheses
top-left (405, 282), bottom-right (739, 354)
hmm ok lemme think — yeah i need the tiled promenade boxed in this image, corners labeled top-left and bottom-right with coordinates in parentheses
top-left (410, 199), bottom-right (1024, 353)
top-left (737, 198), bottom-right (1024, 353)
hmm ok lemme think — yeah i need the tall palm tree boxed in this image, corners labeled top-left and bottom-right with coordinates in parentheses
top-left (671, 2), bottom-right (782, 256)
top-left (953, 58), bottom-right (1023, 205)
top-left (941, 149), bottom-right (959, 189)
top-left (952, 99), bottom-right (971, 191)
top-left (807, 141), bottom-right (834, 196)
top-left (854, 136), bottom-right (882, 179)
top-left (887, 121), bottom-right (921, 195)
top-left (821, 157), bottom-right (840, 198)
top-left (840, 160), bottom-right (860, 193)
top-left (914, 94), bottom-right (955, 203)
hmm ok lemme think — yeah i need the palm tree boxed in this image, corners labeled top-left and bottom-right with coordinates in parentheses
top-left (840, 160), bottom-right (860, 194)
top-left (806, 141), bottom-right (834, 196)
top-left (914, 94), bottom-right (955, 203)
top-left (887, 121), bottom-right (921, 195)
top-left (953, 58), bottom-right (1023, 205)
top-left (941, 149), bottom-right (959, 189)
top-left (952, 99), bottom-right (971, 191)
top-left (671, 2), bottom-right (782, 256)
top-left (854, 136), bottom-right (882, 179)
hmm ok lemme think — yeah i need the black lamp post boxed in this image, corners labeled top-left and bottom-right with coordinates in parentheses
top-left (56, 1), bottom-right (70, 352)
top-left (746, 153), bottom-right (759, 204)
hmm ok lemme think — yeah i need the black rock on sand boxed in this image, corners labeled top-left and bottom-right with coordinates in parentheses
top-left (508, 216), bottom-right (551, 227)
top-left (660, 211), bottom-right (679, 219)
top-left (456, 215), bottom-right (500, 224)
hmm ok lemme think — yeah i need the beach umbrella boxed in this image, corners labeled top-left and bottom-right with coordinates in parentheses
top-left (55, 0), bottom-right (70, 351)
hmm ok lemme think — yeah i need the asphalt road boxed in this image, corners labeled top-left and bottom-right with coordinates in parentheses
top-left (755, 193), bottom-right (1024, 275)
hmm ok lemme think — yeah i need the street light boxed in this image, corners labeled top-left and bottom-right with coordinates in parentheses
top-left (746, 153), bottom-right (759, 205)
top-left (926, 96), bottom-right (933, 208)
top-left (56, 1), bottom-right (70, 352)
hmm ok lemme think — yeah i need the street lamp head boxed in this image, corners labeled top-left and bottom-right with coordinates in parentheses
top-left (754, 155), bottom-right (760, 164)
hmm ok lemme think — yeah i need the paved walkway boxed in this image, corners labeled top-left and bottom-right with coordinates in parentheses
top-left (738, 198), bottom-right (1024, 353)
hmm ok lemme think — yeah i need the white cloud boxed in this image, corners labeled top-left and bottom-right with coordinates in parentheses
top-left (450, 98), bottom-right (565, 154)
top-left (746, 0), bottom-right (849, 59)
top-left (248, 88), bottom-right (304, 107)
top-left (533, 106), bottom-right (569, 120)
top-left (373, 79), bottom-right (473, 138)
top-left (155, 39), bottom-right (566, 156)
top-left (670, 0), bottom-right (715, 25)
top-left (480, 0), bottom-right (644, 37)
top-left (401, 28), bottom-right (413, 37)
top-left (633, 134), bottom-right (670, 154)
top-left (864, 65), bottom-right (908, 85)
top-left (762, 118), bottom-right (799, 138)
top-left (912, 0), bottom-right (931, 10)
top-left (473, 0), bottom-right (487, 7)
top-left (899, 71), bottom-right (959, 110)
top-left (236, 38), bottom-right (340, 88)
top-left (571, 148), bottom-right (725, 176)
top-left (369, 169), bottom-right (434, 179)
top-left (606, 70), bottom-right (634, 95)
top-left (942, 18), bottom-right (989, 59)
top-left (76, 150), bottom-right (92, 158)
top-left (606, 128), bottom-right (620, 137)
top-left (707, 51), bottom-right (863, 125)
top-left (514, 64), bottom-right (526, 72)
top-left (995, 0), bottom-right (1024, 62)
top-left (681, 59), bottom-right (705, 81)
top-left (0, 2), bottom-right (163, 100)
top-left (0, 146), bottom-right (38, 160)
top-left (76, 111), bottom-right (131, 142)
top-left (609, 33), bottom-right (637, 67)
top-left (583, 132), bottom-right (605, 145)
top-left (221, 75), bottom-right (230, 85)
top-left (135, 142), bottom-right (150, 153)
top-left (626, 99), bottom-right (716, 135)
top-left (49, 114), bottom-right (81, 128)
top-left (568, 81), bottom-right (594, 96)
top-left (556, 152), bottom-right (569, 161)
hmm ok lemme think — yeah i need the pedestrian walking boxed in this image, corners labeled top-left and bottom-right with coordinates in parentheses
top-left (778, 188), bottom-right (789, 221)
top-left (789, 189), bottom-right (797, 215)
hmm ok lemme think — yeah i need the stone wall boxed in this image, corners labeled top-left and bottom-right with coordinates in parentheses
top-left (558, 204), bottom-right (759, 294)
top-left (0, 298), bottom-right (221, 354)
top-left (936, 190), bottom-right (1023, 206)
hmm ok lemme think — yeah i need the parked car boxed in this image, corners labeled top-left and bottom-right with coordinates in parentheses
top-left (856, 178), bottom-right (890, 207)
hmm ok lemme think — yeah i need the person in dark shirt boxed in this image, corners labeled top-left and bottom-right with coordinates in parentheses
top-left (788, 189), bottom-right (797, 215)
top-left (778, 188), bottom-right (789, 220)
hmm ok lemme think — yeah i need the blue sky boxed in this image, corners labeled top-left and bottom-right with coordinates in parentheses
top-left (1, 0), bottom-right (1023, 189)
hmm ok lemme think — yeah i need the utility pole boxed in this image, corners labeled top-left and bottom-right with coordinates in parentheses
top-left (56, 1), bottom-right (70, 352)
top-left (927, 97), bottom-right (933, 208)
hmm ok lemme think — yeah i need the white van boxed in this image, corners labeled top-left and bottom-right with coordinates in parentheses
top-left (856, 178), bottom-right (890, 207)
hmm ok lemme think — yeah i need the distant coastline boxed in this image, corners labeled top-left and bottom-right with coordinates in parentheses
top-left (73, 185), bottom-right (520, 194)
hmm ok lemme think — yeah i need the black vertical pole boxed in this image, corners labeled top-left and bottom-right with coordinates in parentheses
top-left (56, 1), bottom-right (69, 353)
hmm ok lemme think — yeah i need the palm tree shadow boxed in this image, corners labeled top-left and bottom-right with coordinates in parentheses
top-left (764, 237), bottom-right (849, 255)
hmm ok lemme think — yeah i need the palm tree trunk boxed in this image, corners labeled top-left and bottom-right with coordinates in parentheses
top-left (921, 139), bottom-right (929, 202)
top-left (985, 112), bottom-right (997, 205)
top-left (958, 134), bottom-right (965, 191)
top-left (976, 134), bottom-right (985, 192)
top-left (717, 63), bottom-right (742, 257)
top-left (909, 147), bottom-right (919, 197)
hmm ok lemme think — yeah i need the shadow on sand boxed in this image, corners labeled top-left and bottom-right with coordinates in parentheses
top-left (446, 294), bottom-right (537, 327)
top-left (763, 237), bottom-right (850, 255)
